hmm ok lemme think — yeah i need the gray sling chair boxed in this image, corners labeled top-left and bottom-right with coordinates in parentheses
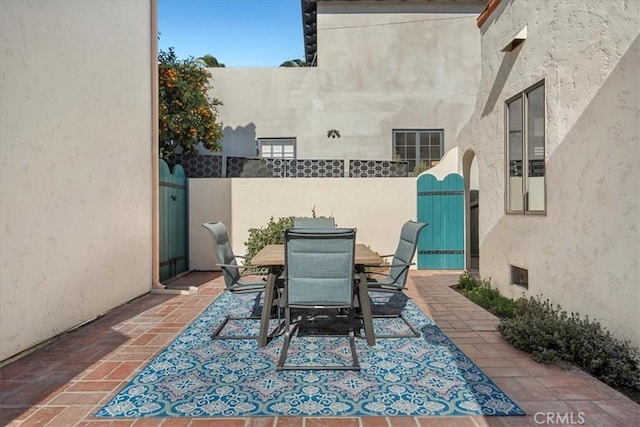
top-left (202, 221), bottom-right (282, 340)
top-left (360, 220), bottom-right (428, 339)
top-left (293, 216), bottom-right (336, 228)
top-left (277, 228), bottom-right (360, 370)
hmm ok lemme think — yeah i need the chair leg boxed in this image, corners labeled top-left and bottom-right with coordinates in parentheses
top-left (367, 313), bottom-right (421, 339)
top-left (356, 290), bottom-right (421, 339)
top-left (211, 315), bottom-right (264, 340)
top-left (349, 307), bottom-right (360, 369)
top-left (212, 291), bottom-right (283, 340)
top-left (276, 306), bottom-right (293, 370)
top-left (211, 316), bottom-right (231, 339)
top-left (277, 307), bottom-right (360, 371)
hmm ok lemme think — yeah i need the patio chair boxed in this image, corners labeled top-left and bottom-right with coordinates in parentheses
top-left (202, 221), bottom-right (281, 340)
top-left (361, 220), bottom-right (428, 339)
top-left (293, 216), bottom-right (336, 228)
top-left (277, 228), bottom-right (360, 370)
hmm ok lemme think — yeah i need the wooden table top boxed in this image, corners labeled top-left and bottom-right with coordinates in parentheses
top-left (251, 244), bottom-right (383, 266)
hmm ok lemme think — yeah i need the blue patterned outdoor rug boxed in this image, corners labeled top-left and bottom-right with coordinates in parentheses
top-left (96, 291), bottom-right (525, 418)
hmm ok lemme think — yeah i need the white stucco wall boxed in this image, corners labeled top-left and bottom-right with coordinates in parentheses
top-left (206, 0), bottom-right (484, 163)
top-left (0, 0), bottom-right (154, 361)
top-left (456, 0), bottom-right (640, 346)
top-left (189, 179), bottom-right (232, 270)
top-left (189, 178), bottom-right (417, 271)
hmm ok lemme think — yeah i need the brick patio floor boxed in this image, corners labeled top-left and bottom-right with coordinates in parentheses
top-left (1, 270), bottom-right (638, 426)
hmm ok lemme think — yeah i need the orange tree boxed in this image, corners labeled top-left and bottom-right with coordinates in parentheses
top-left (159, 48), bottom-right (223, 158)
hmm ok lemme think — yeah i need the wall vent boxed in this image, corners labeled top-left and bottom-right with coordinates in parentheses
top-left (510, 265), bottom-right (529, 289)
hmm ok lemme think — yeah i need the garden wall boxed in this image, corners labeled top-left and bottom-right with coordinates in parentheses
top-left (189, 178), bottom-right (417, 271)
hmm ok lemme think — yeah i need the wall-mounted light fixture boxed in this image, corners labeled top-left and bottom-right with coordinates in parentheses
top-left (327, 129), bottom-right (341, 138)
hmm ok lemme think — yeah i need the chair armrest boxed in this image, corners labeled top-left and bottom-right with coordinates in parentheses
top-left (384, 261), bottom-right (415, 268)
top-left (367, 261), bottom-right (414, 269)
top-left (216, 263), bottom-right (268, 274)
top-left (217, 263), bottom-right (243, 269)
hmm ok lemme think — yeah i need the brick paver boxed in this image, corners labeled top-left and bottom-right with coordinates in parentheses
top-left (1, 270), bottom-right (638, 426)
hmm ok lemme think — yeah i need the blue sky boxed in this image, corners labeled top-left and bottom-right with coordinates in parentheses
top-left (158, 0), bottom-right (305, 67)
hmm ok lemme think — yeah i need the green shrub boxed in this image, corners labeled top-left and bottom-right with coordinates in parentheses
top-left (456, 274), bottom-right (517, 318)
top-left (243, 208), bottom-right (335, 264)
top-left (498, 298), bottom-right (569, 362)
top-left (413, 161), bottom-right (429, 175)
top-left (456, 274), bottom-right (640, 401)
top-left (243, 216), bottom-right (294, 264)
top-left (466, 286), bottom-right (518, 319)
top-left (457, 272), bottom-right (479, 292)
top-left (498, 296), bottom-right (640, 401)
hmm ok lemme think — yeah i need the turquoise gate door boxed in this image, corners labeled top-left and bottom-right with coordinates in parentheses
top-left (159, 159), bottom-right (188, 281)
top-left (417, 173), bottom-right (465, 269)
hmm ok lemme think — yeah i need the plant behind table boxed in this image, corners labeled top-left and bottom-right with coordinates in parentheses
top-left (244, 216), bottom-right (294, 264)
top-left (244, 208), bottom-right (336, 264)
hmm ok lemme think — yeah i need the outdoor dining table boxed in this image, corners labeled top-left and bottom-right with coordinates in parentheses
top-left (252, 243), bottom-right (382, 348)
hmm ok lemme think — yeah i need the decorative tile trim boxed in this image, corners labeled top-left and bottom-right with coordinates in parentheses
top-left (164, 156), bottom-right (408, 178)
top-left (349, 160), bottom-right (409, 177)
top-left (288, 159), bottom-right (344, 178)
top-left (165, 154), bottom-right (223, 178)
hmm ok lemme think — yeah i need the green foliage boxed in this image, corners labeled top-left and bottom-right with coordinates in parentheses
top-left (197, 54), bottom-right (225, 68)
top-left (243, 216), bottom-right (294, 264)
top-left (280, 59), bottom-right (307, 67)
top-left (243, 208), bottom-right (336, 264)
top-left (457, 273), bottom-right (640, 402)
top-left (456, 273), bottom-right (517, 318)
top-left (466, 286), bottom-right (518, 319)
top-left (159, 48), bottom-right (223, 158)
top-left (457, 272), bottom-right (479, 292)
top-left (413, 161), bottom-right (429, 175)
top-left (498, 297), bottom-right (640, 400)
top-left (306, 206), bottom-right (336, 226)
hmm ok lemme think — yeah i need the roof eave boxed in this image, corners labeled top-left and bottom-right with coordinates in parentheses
top-left (477, 0), bottom-right (501, 28)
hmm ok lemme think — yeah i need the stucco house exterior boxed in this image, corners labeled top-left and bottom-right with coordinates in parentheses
top-left (448, 0), bottom-right (640, 346)
top-left (202, 0), bottom-right (640, 349)
top-left (205, 0), bottom-right (486, 176)
top-left (186, 0), bottom-right (487, 284)
top-left (454, 0), bottom-right (639, 348)
top-left (1, 0), bottom-right (157, 361)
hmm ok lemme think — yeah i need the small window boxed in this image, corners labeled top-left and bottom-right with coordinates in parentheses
top-left (393, 129), bottom-right (444, 173)
top-left (510, 265), bottom-right (529, 289)
top-left (506, 81), bottom-right (545, 214)
top-left (257, 138), bottom-right (296, 159)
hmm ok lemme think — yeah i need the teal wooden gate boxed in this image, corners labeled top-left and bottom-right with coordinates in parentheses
top-left (159, 159), bottom-right (188, 281)
top-left (417, 173), bottom-right (465, 269)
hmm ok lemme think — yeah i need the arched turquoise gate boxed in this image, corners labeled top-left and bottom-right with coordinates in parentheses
top-left (159, 159), bottom-right (188, 281)
top-left (417, 173), bottom-right (465, 270)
